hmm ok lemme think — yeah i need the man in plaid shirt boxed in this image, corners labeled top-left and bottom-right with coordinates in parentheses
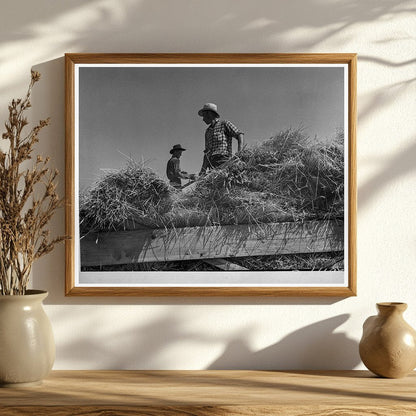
top-left (198, 103), bottom-right (244, 175)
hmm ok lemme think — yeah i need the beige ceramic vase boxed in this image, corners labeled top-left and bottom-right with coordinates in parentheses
top-left (0, 290), bottom-right (55, 387)
top-left (359, 302), bottom-right (416, 378)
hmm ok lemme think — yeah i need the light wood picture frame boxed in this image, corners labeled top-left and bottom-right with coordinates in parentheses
top-left (65, 53), bottom-right (356, 296)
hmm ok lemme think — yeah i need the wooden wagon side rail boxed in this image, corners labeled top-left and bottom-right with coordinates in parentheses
top-left (80, 220), bottom-right (343, 267)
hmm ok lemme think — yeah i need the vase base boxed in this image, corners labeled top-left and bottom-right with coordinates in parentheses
top-left (0, 380), bottom-right (42, 388)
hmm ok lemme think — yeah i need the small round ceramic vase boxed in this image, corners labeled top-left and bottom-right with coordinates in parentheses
top-left (0, 290), bottom-right (55, 387)
top-left (359, 302), bottom-right (416, 378)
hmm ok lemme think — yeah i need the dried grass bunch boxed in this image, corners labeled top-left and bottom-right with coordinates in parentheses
top-left (188, 126), bottom-right (344, 225)
top-left (80, 126), bottom-right (344, 234)
top-left (0, 71), bottom-right (65, 295)
top-left (80, 158), bottom-right (171, 234)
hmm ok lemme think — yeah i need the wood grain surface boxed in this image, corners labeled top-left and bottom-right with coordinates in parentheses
top-left (80, 220), bottom-right (344, 266)
top-left (1, 370), bottom-right (415, 415)
top-left (65, 285), bottom-right (356, 297)
top-left (65, 53), bottom-right (357, 64)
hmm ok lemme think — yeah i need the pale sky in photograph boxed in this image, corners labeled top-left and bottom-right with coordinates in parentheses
top-left (78, 65), bottom-right (345, 191)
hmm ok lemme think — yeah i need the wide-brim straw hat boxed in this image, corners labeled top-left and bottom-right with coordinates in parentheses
top-left (198, 103), bottom-right (220, 117)
top-left (170, 144), bottom-right (186, 154)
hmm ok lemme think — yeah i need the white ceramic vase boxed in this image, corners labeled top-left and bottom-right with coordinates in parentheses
top-left (0, 290), bottom-right (55, 387)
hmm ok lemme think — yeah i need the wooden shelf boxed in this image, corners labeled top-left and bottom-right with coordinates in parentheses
top-left (1, 370), bottom-right (415, 415)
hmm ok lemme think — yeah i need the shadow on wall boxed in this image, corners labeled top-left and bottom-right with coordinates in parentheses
top-left (46, 0), bottom-right (414, 52)
top-left (54, 311), bottom-right (215, 369)
top-left (30, 56), bottom-right (67, 302)
top-left (1, 0), bottom-right (413, 51)
top-left (208, 314), bottom-right (360, 370)
top-left (0, 0), bottom-right (414, 96)
top-left (53, 307), bottom-right (359, 370)
top-left (359, 138), bottom-right (416, 209)
top-left (358, 78), bottom-right (416, 128)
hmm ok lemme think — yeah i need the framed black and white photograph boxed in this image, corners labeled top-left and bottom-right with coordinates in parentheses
top-left (65, 53), bottom-right (356, 296)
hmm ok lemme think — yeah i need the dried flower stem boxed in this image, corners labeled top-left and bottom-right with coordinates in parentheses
top-left (0, 71), bottom-right (65, 295)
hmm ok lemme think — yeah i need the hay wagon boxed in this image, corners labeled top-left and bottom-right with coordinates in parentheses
top-left (80, 219), bottom-right (343, 270)
top-left (79, 127), bottom-right (345, 271)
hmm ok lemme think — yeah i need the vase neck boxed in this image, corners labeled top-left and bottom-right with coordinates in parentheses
top-left (377, 302), bottom-right (407, 316)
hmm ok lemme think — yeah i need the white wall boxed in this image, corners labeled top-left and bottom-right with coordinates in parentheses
top-left (1, 0), bottom-right (415, 370)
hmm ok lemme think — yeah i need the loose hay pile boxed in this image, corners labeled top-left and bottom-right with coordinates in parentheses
top-left (186, 127), bottom-right (344, 226)
top-left (80, 127), bottom-right (344, 234)
top-left (80, 128), bottom-right (344, 271)
top-left (79, 160), bottom-right (171, 234)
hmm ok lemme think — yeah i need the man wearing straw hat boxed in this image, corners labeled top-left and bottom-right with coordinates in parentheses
top-left (166, 144), bottom-right (194, 189)
top-left (198, 103), bottom-right (244, 175)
